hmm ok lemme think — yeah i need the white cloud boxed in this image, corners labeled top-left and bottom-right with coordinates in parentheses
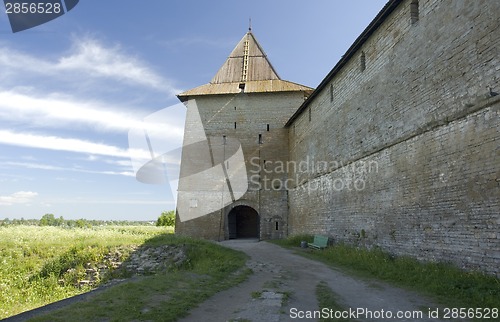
top-left (1, 161), bottom-right (135, 177)
top-left (0, 130), bottom-right (153, 163)
top-left (0, 129), bottom-right (131, 157)
top-left (0, 46), bottom-right (52, 72)
top-left (0, 37), bottom-right (186, 188)
top-left (0, 173), bottom-right (34, 183)
top-left (58, 38), bottom-right (181, 95)
top-left (0, 37), bottom-right (181, 95)
top-left (53, 198), bottom-right (174, 205)
top-left (0, 191), bottom-right (38, 206)
top-left (103, 158), bottom-right (136, 167)
top-left (0, 90), bottom-right (185, 138)
top-left (0, 129), bottom-right (179, 178)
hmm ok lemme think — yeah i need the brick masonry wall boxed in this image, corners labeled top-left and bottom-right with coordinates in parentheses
top-left (176, 91), bottom-right (306, 240)
top-left (288, 0), bottom-right (499, 275)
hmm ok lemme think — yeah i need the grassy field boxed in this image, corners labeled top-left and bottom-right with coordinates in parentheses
top-left (0, 225), bottom-right (250, 321)
top-left (8, 228), bottom-right (498, 321)
top-left (272, 235), bottom-right (500, 317)
top-left (30, 234), bottom-right (250, 322)
top-left (0, 225), bottom-right (170, 319)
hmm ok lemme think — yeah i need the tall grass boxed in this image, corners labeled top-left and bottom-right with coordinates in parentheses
top-left (272, 235), bottom-right (500, 311)
top-left (0, 225), bottom-right (169, 319)
top-left (30, 234), bottom-right (250, 322)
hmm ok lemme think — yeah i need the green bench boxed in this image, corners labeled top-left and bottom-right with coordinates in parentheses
top-left (308, 235), bottom-right (328, 249)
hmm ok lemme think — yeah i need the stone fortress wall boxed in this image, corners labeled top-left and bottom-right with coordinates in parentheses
top-left (286, 0), bottom-right (499, 275)
top-left (176, 92), bottom-right (307, 240)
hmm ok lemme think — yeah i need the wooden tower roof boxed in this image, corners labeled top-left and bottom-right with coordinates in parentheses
top-left (211, 31), bottom-right (280, 84)
top-left (178, 31), bottom-right (312, 100)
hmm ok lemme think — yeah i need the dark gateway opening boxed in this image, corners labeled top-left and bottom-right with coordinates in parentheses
top-left (228, 206), bottom-right (259, 239)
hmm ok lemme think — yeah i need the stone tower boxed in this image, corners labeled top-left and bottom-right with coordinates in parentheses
top-left (175, 30), bottom-right (312, 240)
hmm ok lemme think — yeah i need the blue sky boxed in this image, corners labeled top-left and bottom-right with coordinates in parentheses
top-left (0, 0), bottom-right (387, 221)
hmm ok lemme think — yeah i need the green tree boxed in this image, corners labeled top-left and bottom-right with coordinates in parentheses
top-left (75, 219), bottom-right (90, 228)
top-left (40, 214), bottom-right (55, 226)
top-left (39, 214), bottom-right (64, 226)
top-left (56, 216), bottom-right (65, 226)
top-left (156, 210), bottom-right (175, 227)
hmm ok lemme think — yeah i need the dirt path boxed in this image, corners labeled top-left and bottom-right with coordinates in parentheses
top-left (179, 239), bottom-right (453, 322)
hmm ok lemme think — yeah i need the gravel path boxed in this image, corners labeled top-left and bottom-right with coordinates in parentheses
top-left (179, 239), bottom-right (455, 322)
top-left (4, 239), bottom-right (460, 322)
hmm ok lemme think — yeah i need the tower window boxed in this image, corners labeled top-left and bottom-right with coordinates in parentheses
top-left (223, 135), bottom-right (227, 145)
top-left (360, 51), bottom-right (366, 72)
top-left (266, 124), bottom-right (270, 131)
top-left (410, 0), bottom-right (419, 24)
top-left (234, 122), bottom-right (237, 129)
top-left (258, 134), bottom-right (263, 144)
top-left (308, 107), bottom-right (312, 122)
top-left (275, 221), bottom-right (279, 230)
top-left (329, 84), bottom-right (334, 103)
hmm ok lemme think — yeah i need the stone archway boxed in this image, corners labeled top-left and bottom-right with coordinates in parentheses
top-left (227, 205), bottom-right (259, 239)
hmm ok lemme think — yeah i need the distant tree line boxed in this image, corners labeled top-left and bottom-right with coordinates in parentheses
top-left (0, 213), bottom-right (157, 227)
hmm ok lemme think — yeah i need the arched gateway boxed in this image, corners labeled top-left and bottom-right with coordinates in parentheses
top-left (227, 206), bottom-right (259, 239)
